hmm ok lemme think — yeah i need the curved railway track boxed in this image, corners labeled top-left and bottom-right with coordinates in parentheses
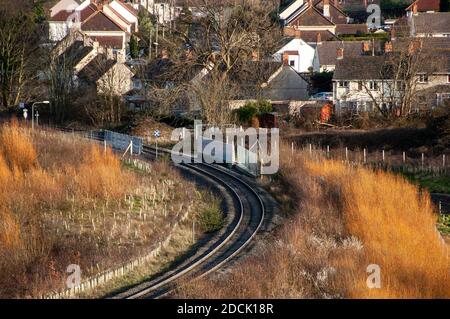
top-left (112, 145), bottom-right (266, 299)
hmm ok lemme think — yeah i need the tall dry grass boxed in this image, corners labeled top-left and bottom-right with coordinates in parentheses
top-left (178, 143), bottom-right (450, 299)
top-left (0, 122), bottom-right (203, 298)
top-left (306, 160), bottom-right (450, 298)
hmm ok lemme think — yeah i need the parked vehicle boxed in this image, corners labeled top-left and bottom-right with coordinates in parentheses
top-left (310, 92), bottom-right (333, 101)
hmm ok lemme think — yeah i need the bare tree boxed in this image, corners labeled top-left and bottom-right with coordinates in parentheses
top-left (149, 0), bottom-right (281, 125)
top-left (359, 38), bottom-right (444, 118)
top-left (0, 3), bottom-right (41, 109)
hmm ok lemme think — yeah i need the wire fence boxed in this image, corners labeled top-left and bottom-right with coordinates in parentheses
top-left (294, 142), bottom-right (450, 175)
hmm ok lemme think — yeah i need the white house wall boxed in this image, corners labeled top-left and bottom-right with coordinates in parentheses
top-left (273, 38), bottom-right (318, 73)
top-left (49, 22), bottom-right (70, 42)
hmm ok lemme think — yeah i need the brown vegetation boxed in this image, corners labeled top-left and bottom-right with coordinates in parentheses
top-left (0, 121), bottom-right (201, 298)
top-left (178, 144), bottom-right (450, 298)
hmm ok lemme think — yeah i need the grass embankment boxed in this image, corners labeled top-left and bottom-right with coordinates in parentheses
top-left (178, 144), bottom-right (450, 299)
top-left (0, 121), bottom-right (208, 298)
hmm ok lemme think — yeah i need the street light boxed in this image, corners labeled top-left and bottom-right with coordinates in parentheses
top-left (31, 101), bottom-right (49, 130)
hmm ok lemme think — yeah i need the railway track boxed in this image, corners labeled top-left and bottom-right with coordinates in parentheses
top-left (112, 145), bottom-right (266, 299)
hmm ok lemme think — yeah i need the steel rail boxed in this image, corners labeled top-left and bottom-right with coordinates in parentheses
top-left (118, 146), bottom-right (265, 299)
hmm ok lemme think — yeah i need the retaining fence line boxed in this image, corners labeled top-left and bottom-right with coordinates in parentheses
top-left (294, 142), bottom-right (450, 175)
top-left (104, 130), bottom-right (143, 155)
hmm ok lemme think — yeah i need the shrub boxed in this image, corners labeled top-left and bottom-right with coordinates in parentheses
top-left (198, 196), bottom-right (224, 233)
top-left (233, 100), bottom-right (273, 126)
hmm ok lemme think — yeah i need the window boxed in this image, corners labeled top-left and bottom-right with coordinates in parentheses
top-left (339, 81), bottom-right (349, 88)
top-left (368, 81), bottom-right (378, 90)
top-left (358, 81), bottom-right (363, 91)
top-left (418, 74), bottom-right (428, 83)
top-left (447, 74), bottom-right (450, 83)
top-left (289, 60), bottom-right (295, 67)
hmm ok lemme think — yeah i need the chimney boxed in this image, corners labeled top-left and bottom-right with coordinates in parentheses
top-left (391, 26), bottom-right (396, 40)
top-left (384, 41), bottom-right (393, 53)
top-left (362, 41), bottom-right (370, 54)
top-left (336, 47), bottom-right (344, 60)
top-left (412, 2), bottom-right (418, 15)
top-left (316, 32), bottom-right (322, 44)
top-left (323, 0), bottom-right (330, 17)
top-left (282, 52), bottom-right (289, 66)
top-left (294, 28), bottom-right (302, 39)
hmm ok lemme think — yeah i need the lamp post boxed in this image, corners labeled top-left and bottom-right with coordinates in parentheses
top-left (31, 101), bottom-right (49, 130)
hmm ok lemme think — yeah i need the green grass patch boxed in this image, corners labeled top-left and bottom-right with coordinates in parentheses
top-left (402, 172), bottom-right (450, 194)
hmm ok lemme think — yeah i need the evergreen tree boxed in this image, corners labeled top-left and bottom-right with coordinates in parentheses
top-left (129, 35), bottom-right (139, 59)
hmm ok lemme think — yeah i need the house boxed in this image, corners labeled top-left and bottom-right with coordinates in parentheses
top-left (393, 12), bottom-right (450, 38)
top-left (80, 9), bottom-right (131, 54)
top-left (273, 36), bottom-right (319, 73)
top-left (48, 0), bottom-right (139, 44)
top-left (315, 40), bottom-right (384, 71)
top-left (77, 54), bottom-right (134, 95)
top-left (262, 65), bottom-right (310, 101)
top-left (280, 0), bottom-right (368, 43)
top-left (333, 55), bottom-right (389, 113)
top-left (332, 47), bottom-right (450, 113)
top-left (406, 0), bottom-right (440, 17)
top-left (409, 12), bottom-right (450, 37)
top-left (48, 1), bottom-right (97, 42)
top-left (334, 0), bottom-right (381, 12)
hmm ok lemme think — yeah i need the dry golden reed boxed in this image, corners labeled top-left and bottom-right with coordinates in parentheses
top-left (178, 143), bottom-right (450, 299)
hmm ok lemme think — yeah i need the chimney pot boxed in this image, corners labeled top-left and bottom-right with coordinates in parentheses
top-left (362, 41), bottom-right (370, 54)
top-left (316, 32), bottom-right (322, 43)
top-left (336, 47), bottom-right (344, 60)
top-left (323, 0), bottom-right (330, 17)
top-left (282, 52), bottom-right (289, 66)
top-left (384, 41), bottom-right (393, 53)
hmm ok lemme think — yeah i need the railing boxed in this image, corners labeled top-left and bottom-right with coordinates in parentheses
top-left (104, 130), bottom-right (143, 155)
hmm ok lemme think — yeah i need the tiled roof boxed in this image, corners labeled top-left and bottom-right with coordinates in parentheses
top-left (299, 30), bottom-right (339, 42)
top-left (333, 55), bottom-right (388, 80)
top-left (57, 41), bottom-right (94, 70)
top-left (314, 0), bottom-right (348, 24)
top-left (79, 4), bottom-right (97, 21)
top-left (412, 13), bottom-right (450, 34)
top-left (78, 54), bottom-right (116, 83)
top-left (335, 23), bottom-right (368, 35)
top-left (334, 51), bottom-right (450, 80)
top-left (49, 4), bottom-right (97, 22)
top-left (317, 41), bottom-right (381, 66)
top-left (288, 6), bottom-right (335, 27)
top-left (90, 35), bottom-right (124, 49)
top-left (49, 10), bottom-right (74, 22)
top-left (81, 11), bottom-right (125, 32)
top-left (406, 0), bottom-right (440, 12)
